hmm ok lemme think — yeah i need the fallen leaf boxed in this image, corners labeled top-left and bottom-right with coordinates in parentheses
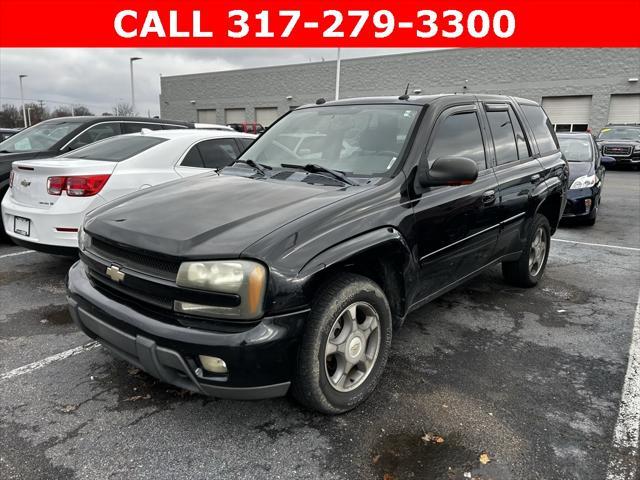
top-left (383, 474), bottom-right (396, 480)
top-left (125, 394), bottom-right (151, 402)
top-left (421, 432), bottom-right (445, 444)
top-left (127, 367), bottom-right (141, 376)
top-left (479, 451), bottom-right (491, 464)
top-left (60, 404), bottom-right (78, 413)
top-left (372, 454), bottom-right (381, 465)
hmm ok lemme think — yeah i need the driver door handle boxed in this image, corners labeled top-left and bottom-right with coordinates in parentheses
top-left (482, 190), bottom-right (496, 205)
top-left (531, 174), bottom-right (541, 183)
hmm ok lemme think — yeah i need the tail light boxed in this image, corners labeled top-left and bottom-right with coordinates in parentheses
top-left (47, 175), bottom-right (110, 197)
top-left (9, 171), bottom-right (14, 188)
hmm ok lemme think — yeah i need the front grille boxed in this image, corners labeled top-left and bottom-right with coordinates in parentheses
top-left (603, 145), bottom-right (633, 156)
top-left (90, 237), bottom-right (180, 281)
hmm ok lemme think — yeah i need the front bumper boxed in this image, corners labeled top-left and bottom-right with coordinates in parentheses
top-left (563, 187), bottom-right (599, 218)
top-left (67, 260), bottom-right (308, 399)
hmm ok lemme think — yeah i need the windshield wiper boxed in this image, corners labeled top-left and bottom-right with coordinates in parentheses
top-left (232, 159), bottom-right (271, 176)
top-left (281, 163), bottom-right (356, 186)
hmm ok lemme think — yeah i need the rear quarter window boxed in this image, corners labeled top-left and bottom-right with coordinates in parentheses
top-left (520, 105), bottom-right (559, 154)
top-left (64, 136), bottom-right (168, 162)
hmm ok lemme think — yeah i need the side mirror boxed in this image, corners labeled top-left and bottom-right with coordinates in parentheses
top-left (419, 156), bottom-right (479, 187)
top-left (601, 156), bottom-right (616, 167)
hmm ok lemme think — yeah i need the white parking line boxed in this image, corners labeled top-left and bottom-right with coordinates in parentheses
top-left (0, 249), bottom-right (34, 259)
top-left (606, 289), bottom-right (640, 480)
top-left (0, 341), bottom-right (100, 381)
top-left (552, 238), bottom-right (640, 253)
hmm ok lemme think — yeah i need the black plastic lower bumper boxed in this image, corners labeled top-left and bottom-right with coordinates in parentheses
top-left (67, 260), bottom-right (309, 400)
top-left (562, 187), bottom-right (599, 218)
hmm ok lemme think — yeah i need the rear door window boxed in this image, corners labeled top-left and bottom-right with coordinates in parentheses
top-left (197, 138), bottom-right (240, 169)
top-left (67, 123), bottom-right (121, 150)
top-left (181, 145), bottom-right (205, 167)
top-left (520, 105), bottom-right (559, 154)
top-left (428, 111), bottom-right (487, 170)
top-left (122, 122), bottom-right (163, 134)
top-left (64, 136), bottom-right (167, 162)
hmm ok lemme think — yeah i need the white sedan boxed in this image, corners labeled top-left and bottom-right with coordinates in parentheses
top-left (1, 129), bottom-right (255, 254)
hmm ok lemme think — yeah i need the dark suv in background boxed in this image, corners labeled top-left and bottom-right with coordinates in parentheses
top-left (67, 94), bottom-right (567, 414)
top-left (596, 124), bottom-right (640, 167)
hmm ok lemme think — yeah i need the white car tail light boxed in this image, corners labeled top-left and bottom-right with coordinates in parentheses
top-left (47, 175), bottom-right (111, 197)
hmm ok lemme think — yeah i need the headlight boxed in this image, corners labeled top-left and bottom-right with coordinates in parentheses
top-left (175, 260), bottom-right (267, 319)
top-left (570, 174), bottom-right (597, 190)
top-left (78, 227), bottom-right (91, 251)
top-left (634, 145), bottom-right (640, 152)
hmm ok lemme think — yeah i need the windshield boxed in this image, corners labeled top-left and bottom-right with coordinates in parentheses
top-left (598, 127), bottom-right (640, 141)
top-left (558, 136), bottom-right (592, 162)
top-left (62, 135), bottom-right (168, 162)
top-left (238, 104), bottom-right (421, 177)
top-left (0, 120), bottom-right (84, 153)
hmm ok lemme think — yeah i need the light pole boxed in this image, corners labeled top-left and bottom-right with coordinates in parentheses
top-left (19, 74), bottom-right (28, 128)
top-left (334, 48), bottom-right (341, 101)
top-left (129, 57), bottom-right (142, 115)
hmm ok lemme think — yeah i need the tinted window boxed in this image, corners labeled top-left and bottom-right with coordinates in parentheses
top-left (197, 139), bottom-right (239, 169)
top-left (0, 120), bottom-right (84, 152)
top-left (161, 124), bottom-right (188, 130)
top-left (428, 111), bottom-right (486, 169)
top-left (122, 122), bottom-right (163, 134)
top-left (510, 109), bottom-right (530, 158)
top-left (487, 110), bottom-right (518, 165)
top-left (521, 105), bottom-right (559, 154)
top-left (68, 123), bottom-right (121, 150)
top-left (558, 136), bottom-right (592, 162)
top-left (64, 136), bottom-right (167, 162)
top-left (181, 145), bottom-right (205, 167)
top-left (237, 137), bottom-right (254, 152)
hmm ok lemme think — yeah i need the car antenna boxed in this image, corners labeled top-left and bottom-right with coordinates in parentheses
top-left (316, 98), bottom-right (326, 105)
top-left (399, 83), bottom-right (410, 100)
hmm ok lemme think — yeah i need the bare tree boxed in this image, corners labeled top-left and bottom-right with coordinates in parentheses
top-left (73, 105), bottom-right (93, 116)
top-left (50, 106), bottom-right (73, 118)
top-left (23, 102), bottom-right (48, 125)
top-left (112, 102), bottom-right (136, 116)
top-left (0, 104), bottom-right (22, 128)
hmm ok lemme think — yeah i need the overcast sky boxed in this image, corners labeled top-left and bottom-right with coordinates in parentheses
top-left (0, 48), bottom-right (430, 117)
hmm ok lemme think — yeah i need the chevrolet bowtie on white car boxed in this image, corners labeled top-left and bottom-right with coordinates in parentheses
top-left (2, 129), bottom-right (255, 254)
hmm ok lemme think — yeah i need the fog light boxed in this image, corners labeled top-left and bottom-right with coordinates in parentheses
top-left (199, 355), bottom-right (228, 374)
top-left (584, 198), bottom-right (592, 211)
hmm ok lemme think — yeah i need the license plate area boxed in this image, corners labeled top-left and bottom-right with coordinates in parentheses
top-left (14, 216), bottom-right (30, 236)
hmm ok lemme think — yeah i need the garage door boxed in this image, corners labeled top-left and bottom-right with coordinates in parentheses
top-left (197, 109), bottom-right (216, 123)
top-left (542, 96), bottom-right (592, 132)
top-left (255, 107), bottom-right (279, 126)
top-left (225, 108), bottom-right (246, 124)
top-left (608, 94), bottom-right (640, 124)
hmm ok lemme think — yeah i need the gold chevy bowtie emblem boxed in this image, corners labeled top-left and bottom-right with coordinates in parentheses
top-left (105, 265), bottom-right (125, 282)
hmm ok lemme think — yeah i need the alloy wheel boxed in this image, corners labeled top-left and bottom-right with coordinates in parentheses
top-left (324, 301), bottom-right (381, 392)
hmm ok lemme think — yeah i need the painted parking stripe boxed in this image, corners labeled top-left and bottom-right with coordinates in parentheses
top-left (0, 341), bottom-right (100, 381)
top-left (552, 238), bottom-right (640, 253)
top-left (606, 289), bottom-right (640, 480)
top-left (0, 249), bottom-right (34, 259)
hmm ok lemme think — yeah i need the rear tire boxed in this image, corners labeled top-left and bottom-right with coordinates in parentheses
top-left (502, 214), bottom-right (551, 288)
top-left (292, 273), bottom-right (392, 414)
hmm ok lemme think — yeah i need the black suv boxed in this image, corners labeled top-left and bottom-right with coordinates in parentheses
top-left (596, 124), bottom-right (640, 167)
top-left (0, 116), bottom-right (193, 209)
top-left (67, 95), bottom-right (568, 414)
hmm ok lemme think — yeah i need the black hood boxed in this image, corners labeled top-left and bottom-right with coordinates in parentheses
top-left (567, 161), bottom-right (594, 182)
top-left (85, 173), bottom-right (366, 258)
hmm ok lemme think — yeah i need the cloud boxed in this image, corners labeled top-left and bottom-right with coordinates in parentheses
top-left (0, 48), bottom-right (428, 118)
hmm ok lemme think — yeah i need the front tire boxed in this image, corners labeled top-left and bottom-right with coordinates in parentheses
top-left (292, 273), bottom-right (392, 414)
top-left (502, 214), bottom-right (551, 288)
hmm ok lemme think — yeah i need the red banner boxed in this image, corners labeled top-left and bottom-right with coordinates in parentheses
top-left (0, 0), bottom-right (638, 47)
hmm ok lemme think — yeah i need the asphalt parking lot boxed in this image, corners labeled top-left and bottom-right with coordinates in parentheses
top-left (1, 170), bottom-right (639, 480)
